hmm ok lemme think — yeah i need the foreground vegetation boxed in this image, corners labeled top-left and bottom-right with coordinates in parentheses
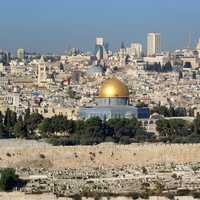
top-left (156, 114), bottom-right (200, 143)
top-left (1, 108), bottom-right (200, 145)
top-left (0, 168), bottom-right (24, 191)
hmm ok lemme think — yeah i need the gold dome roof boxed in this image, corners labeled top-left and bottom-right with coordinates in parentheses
top-left (99, 78), bottom-right (129, 98)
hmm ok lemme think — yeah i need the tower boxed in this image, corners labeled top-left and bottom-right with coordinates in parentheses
top-left (17, 48), bottom-right (25, 61)
top-left (95, 37), bottom-right (108, 60)
top-left (147, 33), bottom-right (161, 56)
top-left (96, 37), bottom-right (104, 46)
top-left (196, 38), bottom-right (200, 58)
top-left (130, 43), bottom-right (143, 58)
top-left (37, 56), bottom-right (47, 87)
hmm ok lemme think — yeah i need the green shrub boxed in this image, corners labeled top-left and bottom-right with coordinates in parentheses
top-left (46, 137), bottom-right (80, 146)
top-left (132, 192), bottom-right (140, 199)
top-left (192, 192), bottom-right (200, 198)
top-left (0, 168), bottom-right (19, 191)
top-left (119, 136), bottom-right (131, 144)
top-left (177, 189), bottom-right (191, 196)
top-left (105, 136), bottom-right (115, 143)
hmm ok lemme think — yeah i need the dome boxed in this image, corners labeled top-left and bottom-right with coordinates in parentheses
top-left (99, 78), bottom-right (129, 98)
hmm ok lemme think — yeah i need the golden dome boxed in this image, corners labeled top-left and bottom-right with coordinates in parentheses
top-left (99, 78), bottom-right (129, 98)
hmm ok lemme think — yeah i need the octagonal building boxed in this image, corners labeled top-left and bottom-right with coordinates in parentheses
top-left (80, 78), bottom-right (149, 120)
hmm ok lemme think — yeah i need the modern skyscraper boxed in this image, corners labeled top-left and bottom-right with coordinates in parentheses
top-left (130, 43), bottom-right (142, 58)
top-left (147, 33), bottom-right (161, 56)
top-left (0, 50), bottom-right (10, 65)
top-left (96, 37), bottom-right (104, 46)
top-left (17, 48), bottom-right (25, 61)
top-left (95, 37), bottom-right (107, 60)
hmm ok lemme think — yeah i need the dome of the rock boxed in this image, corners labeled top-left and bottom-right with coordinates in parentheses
top-left (99, 78), bottom-right (129, 98)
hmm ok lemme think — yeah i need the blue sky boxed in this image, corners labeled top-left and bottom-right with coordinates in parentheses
top-left (0, 0), bottom-right (199, 54)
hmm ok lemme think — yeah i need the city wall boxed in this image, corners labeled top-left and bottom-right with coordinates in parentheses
top-left (0, 140), bottom-right (199, 169)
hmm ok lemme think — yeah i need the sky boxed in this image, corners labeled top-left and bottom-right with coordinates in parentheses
top-left (0, 0), bottom-right (200, 54)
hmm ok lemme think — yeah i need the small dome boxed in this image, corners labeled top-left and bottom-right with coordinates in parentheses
top-left (99, 78), bottom-right (129, 98)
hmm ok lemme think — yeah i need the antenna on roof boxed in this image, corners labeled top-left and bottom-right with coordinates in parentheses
top-left (161, 33), bottom-right (164, 52)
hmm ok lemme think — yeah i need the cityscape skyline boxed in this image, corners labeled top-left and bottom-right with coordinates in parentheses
top-left (0, 0), bottom-right (200, 53)
top-left (1, 1), bottom-right (200, 198)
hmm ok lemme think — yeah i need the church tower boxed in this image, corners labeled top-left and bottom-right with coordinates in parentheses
top-left (37, 56), bottom-right (47, 87)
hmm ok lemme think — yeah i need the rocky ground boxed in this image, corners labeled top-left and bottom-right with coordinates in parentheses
top-left (15, 164), bottom-right (200, 198)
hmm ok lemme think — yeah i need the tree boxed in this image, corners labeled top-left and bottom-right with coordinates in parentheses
top-left (193, 114), bottom-right (200, 135)
top-left (136, 102), bottom-right (148, 108)
top-left (0, 168), bottom-right (19, 191)
top-left (156, 118), bottom-right (191, 142)
top-left (3, 109), bottom-right (17, 137)
top-left (0, 111), bottom-right (4, 123)
top-left (0, 123), bottom-right (8, 138)
top-left (80, 125), bottom-right (104, 145)
top-left (80, 117), bottom-right (104, 145)
top-left (10, 111), bottom-right (17, 127)
top-left (25, 112), bottom-right (43, 136)
top-left (24, 108), bottom-right (30, 122)
top-left (50, 115), bottom-right (68, 133)
top-left (174, 107), bottom-right (187, 117)
top-left (106, 117), bottom-right (142, 141)
top-left (4, 108), bottom-right (12, 127)
top-left (4, 108), bottom-right (17, 128)
top-left (151, 105), bottom-right (178, 117)
top-left (75, 120), bottom-right (85, 136)
top-left (13, 116), bottom-right (27, 138)
top-left (38, 115), bottom-right (74, 136)
top-left (135, 128), bottom-right (154, 142)
top-left (38, 118), bottom-right (52, 136)
top-left (85, 117), bottom-right (102, 128)
top-left (156, 119), bottom-right (174, 139)
top-left (119, 136), bottom-right (131, 144)
top-left (64, 119), bottom-right (75, 134)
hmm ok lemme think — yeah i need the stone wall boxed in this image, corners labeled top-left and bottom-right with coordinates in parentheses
top-left (0, 193), bottom-right (198, 200)
top-left (0, 140), bottom-right (200, 169)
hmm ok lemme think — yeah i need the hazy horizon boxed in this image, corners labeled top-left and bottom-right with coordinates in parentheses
top-left (0, 0), bottom-right (200, 54)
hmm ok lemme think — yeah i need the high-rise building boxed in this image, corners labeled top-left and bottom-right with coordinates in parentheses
top-left (147, 33), bottom-right (161, 56)
top-left (130, 43), bottom-right (143, 58)
top-left (0, 50), bottom-right (10, 65)
top-left (96, 37), bottom-right (104, 46)
top-left (17, 48), bottom-right (25, 61)
top-left (95, 37), bottom-right (107, 60)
